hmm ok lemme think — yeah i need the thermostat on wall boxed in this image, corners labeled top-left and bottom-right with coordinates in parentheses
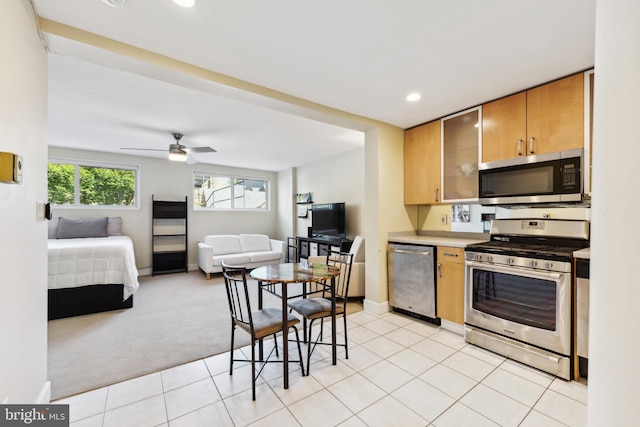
top-left (0, 152), bottom-right (23, 184)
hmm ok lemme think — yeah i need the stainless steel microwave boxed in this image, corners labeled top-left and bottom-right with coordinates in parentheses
top-left (478, 148), bottom-right (589, 206)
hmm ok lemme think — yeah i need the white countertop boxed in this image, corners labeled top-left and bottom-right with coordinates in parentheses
top-left (388, 233), bottom-right (488, 248)
top-left (574, 247), bottom-right (591, 260)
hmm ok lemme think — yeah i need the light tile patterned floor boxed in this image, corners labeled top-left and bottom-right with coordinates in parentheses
top-left (55, 311), bottom-right (588, 426)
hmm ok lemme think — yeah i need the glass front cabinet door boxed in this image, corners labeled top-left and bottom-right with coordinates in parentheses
top-left (441, 106), bottom-right (481, 202)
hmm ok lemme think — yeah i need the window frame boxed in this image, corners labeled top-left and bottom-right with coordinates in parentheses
top-left (193, 171), bottom-right (270, 211)
top-left (48, 157), bottom-right (141, 209)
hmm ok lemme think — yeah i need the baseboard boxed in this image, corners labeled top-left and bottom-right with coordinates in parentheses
top-left (363, 299), bottom-right (390, 316)
top-left (440, 319), bottom-right (464, 336)
top-left (36, 381), bottom-right (51, 404)
top-left (138, 267), bottom-right (152, 276)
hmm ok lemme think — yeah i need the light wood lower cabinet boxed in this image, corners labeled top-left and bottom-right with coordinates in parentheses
top-left (436, 246), bottom-right (465, 324)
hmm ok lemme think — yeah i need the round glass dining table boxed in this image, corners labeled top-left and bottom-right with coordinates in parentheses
top-left (250, 263), bottom-right (340, 389)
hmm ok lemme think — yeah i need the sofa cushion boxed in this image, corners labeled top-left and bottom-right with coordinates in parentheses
top-left (246, 251), bottom-right (282, 263)
top-left (204, 235), bottom-right (242, 255)
top-left (212, 253), bottom-right (252, 267)
top-left (239, 234), bottom-right (272, 253)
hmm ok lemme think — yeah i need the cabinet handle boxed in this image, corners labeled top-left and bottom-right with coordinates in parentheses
top-left (529, 137), bottom-right (535, 154)
top-left (443, 253), bottom-right (458, 257)
top-left (517, 139), bottom-right (523, 156)
top-left (437, 263), bottom-right (442, 278)
top-left (435, 188), bottom-right (439, 202)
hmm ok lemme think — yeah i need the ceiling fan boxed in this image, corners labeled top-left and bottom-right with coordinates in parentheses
top-left (121, 132), bottom-right (216, 162)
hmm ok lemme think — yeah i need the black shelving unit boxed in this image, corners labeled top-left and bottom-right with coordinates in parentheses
top-left (152, 195), bottom-right (188, 275)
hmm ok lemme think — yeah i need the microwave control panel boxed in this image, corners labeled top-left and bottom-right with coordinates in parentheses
top-left (560, 159), bottom-right (580, 191)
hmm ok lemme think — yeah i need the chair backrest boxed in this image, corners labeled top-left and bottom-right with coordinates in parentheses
top-left (327, 252), bottom-right (353, 300)
top-left (221, 262), bottom-right (254, 335)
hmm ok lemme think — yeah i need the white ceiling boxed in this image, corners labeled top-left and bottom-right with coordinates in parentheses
top-left (34, 0), bottom-right (596, 171)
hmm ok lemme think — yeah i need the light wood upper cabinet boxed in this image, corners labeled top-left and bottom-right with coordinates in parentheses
top-left (527, 73), bottom-right (584, 155)
top-left (404, 120), bottom-right (441, 205)
top-left (482, 73), bottom-right (585, 163)
top-left (482, 92), bottom-right (527, 162)
top-left (436, 246), bottom-right (465, 324)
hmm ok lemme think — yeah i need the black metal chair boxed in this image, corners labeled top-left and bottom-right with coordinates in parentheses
top-left (221, 261), bottom-right (305, 400)
top-left (287, 252), bottom-right (353, 375)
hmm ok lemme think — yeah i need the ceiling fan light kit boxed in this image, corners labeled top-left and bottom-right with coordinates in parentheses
top-left (168, 151), bottom-right (187, 162)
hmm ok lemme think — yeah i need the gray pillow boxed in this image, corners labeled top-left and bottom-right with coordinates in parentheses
top-left (107, 217), bottom-right (122, 236)
top-left (48, 217), bottom-right (59, 239)
top-left (57, 217), bottom-right (109, 239)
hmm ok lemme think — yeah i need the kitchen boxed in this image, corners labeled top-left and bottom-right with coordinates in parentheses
top-left (389, 70), bottom-right (593, 384)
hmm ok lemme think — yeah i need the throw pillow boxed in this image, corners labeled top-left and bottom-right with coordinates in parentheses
top-left (57, 217), bottom-right (109, 239)
top-left (107, 217), bottom-right (123, 236)
top-left (47, 217), bottom-right (59, 239)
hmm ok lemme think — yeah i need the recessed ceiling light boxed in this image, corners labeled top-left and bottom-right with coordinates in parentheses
top-left (101, 0), bottom-right (125, 7)
top-left (406, 93), bottom-right (421, 102)
top-left (173, 0), bottom-right (195, 7)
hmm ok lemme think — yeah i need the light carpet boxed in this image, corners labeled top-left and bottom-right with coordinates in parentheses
top-left (47, 273), bottom-right (256, 400)
top-left (48, 272), bottom-right (362, 400)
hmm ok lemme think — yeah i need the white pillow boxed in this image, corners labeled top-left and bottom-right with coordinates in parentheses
top-left (205, 235), bottom-right (242, 256)
top-left (239, 234), bottom-right (272, 252)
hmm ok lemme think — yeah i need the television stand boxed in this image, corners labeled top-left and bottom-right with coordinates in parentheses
top-left (296, 236), bottom-right (352, 261)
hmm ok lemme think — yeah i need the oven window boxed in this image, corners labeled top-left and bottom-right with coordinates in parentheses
top-left (472, 270), bottom-right (556, 330)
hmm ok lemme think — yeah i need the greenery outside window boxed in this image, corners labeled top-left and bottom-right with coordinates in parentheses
top-left (48, 159), bottom-right (139, 208)
top-left (193, 172), bottom-right (269, 210)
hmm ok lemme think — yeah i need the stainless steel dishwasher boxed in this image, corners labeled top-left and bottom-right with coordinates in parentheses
top-left (388, 243), bottom-right (437, 321)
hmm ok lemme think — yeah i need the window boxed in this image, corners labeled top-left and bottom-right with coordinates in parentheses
top-left (193, 172), bottom-right (269, 210)
top-left (48, 159), bottom-right (139, 208)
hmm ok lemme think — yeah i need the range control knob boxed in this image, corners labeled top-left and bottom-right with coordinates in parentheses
top-left (506, 257), bottom-right (515, 265)
top-left (486, 255), bottom-right (493, 262)
top-left (529, 260), bottom-right (538, 268)
top-left (545, 262), bottom-right (553, 270)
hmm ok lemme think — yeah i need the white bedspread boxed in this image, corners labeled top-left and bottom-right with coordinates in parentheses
top-left (48, 236), bottom-right (139, 300)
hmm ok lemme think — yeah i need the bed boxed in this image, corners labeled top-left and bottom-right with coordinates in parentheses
top-left (47, 216), bottom-right (139, 320)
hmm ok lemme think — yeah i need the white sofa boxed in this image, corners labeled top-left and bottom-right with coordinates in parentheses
top-left (198, 234), bottom-right (285, 279)
top-left (308, 235), bottom-right (365, 298)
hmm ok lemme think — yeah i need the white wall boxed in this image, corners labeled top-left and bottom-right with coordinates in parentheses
top-left (589, 0), bottom-right (640, 424)
top-left (0, 0), bottom-right (49, 403)
top-left (48, 147), bottom-right (279, 270)
top-left (275, 167), bottom-right (295, 241)
top-left (294, 147), bottom-right (365, 240)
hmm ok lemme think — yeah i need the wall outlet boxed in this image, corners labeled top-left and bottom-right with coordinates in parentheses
top-left (542, 213), bottom-right (551, 219)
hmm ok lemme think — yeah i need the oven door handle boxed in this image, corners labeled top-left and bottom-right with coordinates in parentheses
top-left (465, 260), bottom-right (563, 280)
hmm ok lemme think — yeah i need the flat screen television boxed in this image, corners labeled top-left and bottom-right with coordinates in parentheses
top-left (311, 202), bottom-right (346, 239)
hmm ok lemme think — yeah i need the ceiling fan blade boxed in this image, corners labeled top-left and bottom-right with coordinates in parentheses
top-left (186, 153), bottom-right (198, 165)
top-left (120, 147), bottom-right (168, 152)
top-left (183, 146), bottom-right (216, 153)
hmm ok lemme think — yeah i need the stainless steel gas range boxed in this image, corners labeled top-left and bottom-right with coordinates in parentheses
top-left (464, 219), bottom-right (589, 380)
